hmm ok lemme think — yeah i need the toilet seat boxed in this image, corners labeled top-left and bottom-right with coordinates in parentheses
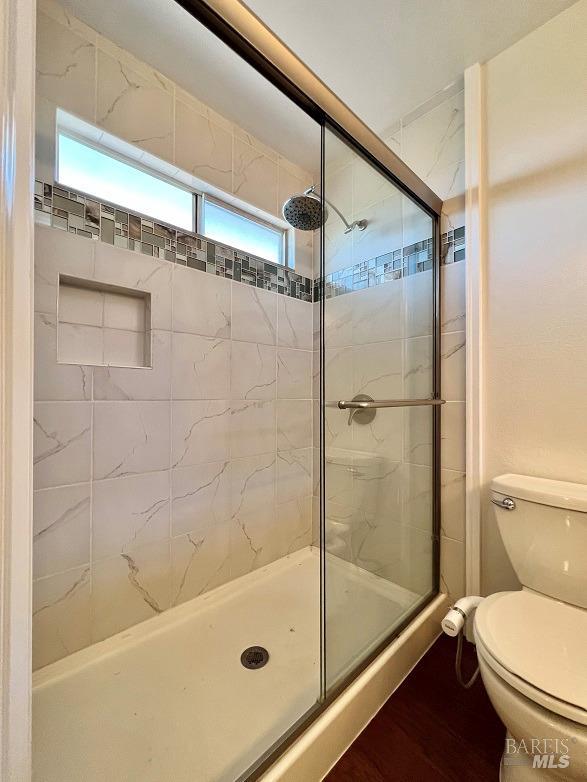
top-left (474, 589), bottom-right (587, 726)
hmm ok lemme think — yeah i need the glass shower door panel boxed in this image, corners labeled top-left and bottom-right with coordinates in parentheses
top-left (323, 126), bottom-right (436, 691)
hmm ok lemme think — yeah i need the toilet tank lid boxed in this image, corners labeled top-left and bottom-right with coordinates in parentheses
top-left (492, 473), bottom-right (587, 512)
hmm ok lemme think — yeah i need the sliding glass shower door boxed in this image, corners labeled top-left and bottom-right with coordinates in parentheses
top-left (321, 126), bottom-right (440, 691)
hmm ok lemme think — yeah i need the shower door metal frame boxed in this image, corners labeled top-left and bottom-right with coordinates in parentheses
top-left (171, 2), bottom-right (443, 780)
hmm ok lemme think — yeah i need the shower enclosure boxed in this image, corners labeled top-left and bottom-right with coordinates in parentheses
top-left (29, 1), bottom-right (444, 780)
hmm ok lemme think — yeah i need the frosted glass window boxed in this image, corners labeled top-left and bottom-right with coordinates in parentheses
top-left (203, 198), bottom-right (285, 265)
top-left (57, 134), bottom-right (194, 231)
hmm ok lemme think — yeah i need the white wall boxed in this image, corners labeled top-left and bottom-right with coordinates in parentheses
top-left (481, 0), bottom-right (587, 594)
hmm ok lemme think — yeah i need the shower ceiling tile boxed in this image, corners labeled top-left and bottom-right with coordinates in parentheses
top-left (96, 49), bottom-right (173, 160)
top-left (175, 98), bottom-right (232, 192)
top-left (36, 11), bottom-right (96, 121)
top-left (232, 137), bottom-right (279, 217)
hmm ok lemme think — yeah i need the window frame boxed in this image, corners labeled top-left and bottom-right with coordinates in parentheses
top-left (55, 116), bottom-right (294, 268)
top-left (55, 129), bottom-right (199, 233)
top-left (200, 193), bottom-right (289, 267)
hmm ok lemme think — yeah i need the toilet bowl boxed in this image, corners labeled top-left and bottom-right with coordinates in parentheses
top-left (474, 474), bottom-right (587, 781)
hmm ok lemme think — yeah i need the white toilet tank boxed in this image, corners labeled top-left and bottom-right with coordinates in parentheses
top-left (491, 474), bottom-right (587, 609)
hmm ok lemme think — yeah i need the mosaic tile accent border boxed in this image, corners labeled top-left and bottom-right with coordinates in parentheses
top-left (316, 226), bottom-right (465, 300)
top-left (34, 180), bottom-right (314, 302)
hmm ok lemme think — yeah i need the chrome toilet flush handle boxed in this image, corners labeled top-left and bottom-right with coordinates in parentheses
top-left (491, 496), bottom-right (516, 511)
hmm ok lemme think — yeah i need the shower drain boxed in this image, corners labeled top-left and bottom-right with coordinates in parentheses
top-left (240, 646), bottom-right (269, 670)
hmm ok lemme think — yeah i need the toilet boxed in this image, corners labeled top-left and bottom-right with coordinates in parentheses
top-left (474, 474), bottom-right (587, 780)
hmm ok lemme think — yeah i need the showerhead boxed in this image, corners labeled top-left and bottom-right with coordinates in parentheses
top-left (281, 191), bottom-right (326, 231)
top-left (282, 185), bottom-right (368, 234)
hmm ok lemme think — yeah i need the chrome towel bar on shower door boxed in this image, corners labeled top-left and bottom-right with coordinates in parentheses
top-left (337, 398), bottom-right (446, 409)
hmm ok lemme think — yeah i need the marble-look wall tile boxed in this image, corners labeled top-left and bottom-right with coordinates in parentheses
top-left (276, 495), bottom-right (313, 556)
top-left (231, 283), bottom-right (277, 345)
top-left (404, 269), bottom-right (433, 339)
top-left (93, 401), bottom-right (170, 479)
top-left (36, 11), bottom-right (95, 120)
top-left (35, 313), bottom-right (92, 401)
top-left (277, 348), bottom-right (313, 399)
top-left (277, 399), bottom-right (313, 451)
top-left (230, 341), bottom-right (276, 400)
top-left (277, 297), bottom-right (313, 350)
top-left (441, 262), bottom-right (466, 334)
top-left (403, 405), bottom-right (432, 468)
top-left (91, 539), bottom-right (171, 642)
top-left (401, 90), bottom-right (464, 183)
top-left (57, 322), bottom-right (103, 366)
top-left (353, 341), bottom-right (403, 399)
top-left (441, 331), bottom-right (466, 402)
top-left (403, 336), bottom-right (433, 399)
top-left (59, 283), bottom-right (104, 326)
top-left (35, 225), bottom-right (95, 316)
top-left (441, 401), bottom-right (466, 472)
top-left (92, 471), bottom-right (170, 561)
top-left (171, 461), bottom-right (231, 537)
top-left (33, 402), bottom-right (91, 489)
top-left (94, 243), bottom-right (172, 331)
top-left (171, 334), bottom-right (231, 400)
top-left (440, 469), bottom-right (466, 542)
top-left (171, 525), bottom-right (231, 607)
top-left (33, 484), bottom-right (90, 579)
top-left (172, 266), bottom-right (231, 339)
top-left (93, 330), bottom-right (172, 400)
top-left (232, 138), bottom-right (279, 217)
top-left (230, 400), bottom-right (276, 459)
top-left (230, 452), bottom-right (276, 576)
top-left (440, 535), bottom-right (465, 601)
top-left (175, 98), bottom-right (233, 192)
top-left (277, 448), bottom-right (312, 504)
top-left (96, 50), bottom-right (173, 160)
top-left (171, 400), bottom-right (230, 468)
top-left (33, 565), bottom-right (91, 669)
top-left (352, 281), bottom-right (403, 345)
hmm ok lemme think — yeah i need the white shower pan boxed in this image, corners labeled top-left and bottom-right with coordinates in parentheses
top-left (33, 547), bottom-right (432, 782)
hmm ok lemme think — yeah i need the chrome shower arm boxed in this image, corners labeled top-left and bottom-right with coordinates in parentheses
top-left (304, 185), bottom-right (367, 233)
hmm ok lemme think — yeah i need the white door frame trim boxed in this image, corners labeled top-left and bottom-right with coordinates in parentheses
top-left (463, 63), bottom-right (486, 597)
top-left (0, 0), bottom-right (35, 778)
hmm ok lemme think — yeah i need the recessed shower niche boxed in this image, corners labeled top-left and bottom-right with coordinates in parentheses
top-left (57, 276), bottom-right (151, 368)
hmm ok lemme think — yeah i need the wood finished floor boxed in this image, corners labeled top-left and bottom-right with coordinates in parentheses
top-left (325, 635), bottom-right (504, 782)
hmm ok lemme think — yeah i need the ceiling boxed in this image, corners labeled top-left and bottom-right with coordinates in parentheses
top-left (62, 0), bottom-right (576, 171)
top-left (244, 0), bottom-right (577, 136)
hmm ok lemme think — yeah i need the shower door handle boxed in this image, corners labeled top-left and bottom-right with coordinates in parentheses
top-left (338, 398), bottom-right (445, 410)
